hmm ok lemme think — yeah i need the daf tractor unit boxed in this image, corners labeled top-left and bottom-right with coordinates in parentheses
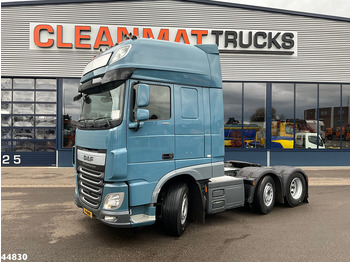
top-left (74, 38), bottom-right (308, 236)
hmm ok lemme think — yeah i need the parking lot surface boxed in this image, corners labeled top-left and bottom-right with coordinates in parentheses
top-left (1, 167), bottom-right (350, 262)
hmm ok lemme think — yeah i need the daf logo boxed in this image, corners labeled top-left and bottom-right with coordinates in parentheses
top-left (77, 149), bottom-right (106, 166)
top-left (84, 155), bottom-right (94, 162)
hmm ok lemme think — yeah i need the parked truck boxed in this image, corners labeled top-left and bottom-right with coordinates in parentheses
top-left (306, 120), bottom-right (326, 140)
top-left (74, 38), bottom-right (308, 236)
top-left (295, 132), bottom-right (326, 149)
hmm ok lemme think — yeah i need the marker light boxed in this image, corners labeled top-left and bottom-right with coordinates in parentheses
top-left (109, 44), bottom-right (132, 65)
top-left (103, 193), bottom-right (125, 210)
top-left (82, 52), bottom-right (112, 76)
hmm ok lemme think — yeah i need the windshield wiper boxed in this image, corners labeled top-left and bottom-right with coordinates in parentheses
top-left (78, 119), bottom-right (87, 128)
top-left (93, 117), bottom-right (113, 128)
top-left (78, 118), bottom-right (96, 128)
top-left (78, 117), bottom-right (113, 128)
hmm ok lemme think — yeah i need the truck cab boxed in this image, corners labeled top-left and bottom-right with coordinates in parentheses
top-left (74, 38), bottom-right (224, 230)
top-left (295, 132), bottom-right (325, 149)
top-left (306, 120), bottom-right (326, 140)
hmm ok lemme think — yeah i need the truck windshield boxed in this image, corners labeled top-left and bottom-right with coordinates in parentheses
top-left (78, 82), bottom-right (125, 129)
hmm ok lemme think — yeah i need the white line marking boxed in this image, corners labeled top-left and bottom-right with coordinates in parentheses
top-left (2, 185), bottom-right (75, 188)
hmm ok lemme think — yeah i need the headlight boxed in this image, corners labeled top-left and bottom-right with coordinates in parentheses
top-left (109, 45), bottom-right (131, 65)
top-left (103, 193), bottom-right (124, 210)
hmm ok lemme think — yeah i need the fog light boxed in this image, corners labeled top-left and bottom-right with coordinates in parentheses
top-left (104, 216), bottom-right (118, 222)
top-left (103, 193), bottom-right (124, 210)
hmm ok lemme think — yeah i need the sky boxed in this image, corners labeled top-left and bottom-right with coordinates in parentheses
top-left (217, 0), bottom-right (350, 18)
top-left (1, 0), bottom-right (350, 18)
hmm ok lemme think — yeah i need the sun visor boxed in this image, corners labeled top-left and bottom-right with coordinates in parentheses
top-left (79, 67), bottom-right (134, 93)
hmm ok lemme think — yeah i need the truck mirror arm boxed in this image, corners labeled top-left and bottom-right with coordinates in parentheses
top-left (128, 121), bottom-right (144, 130)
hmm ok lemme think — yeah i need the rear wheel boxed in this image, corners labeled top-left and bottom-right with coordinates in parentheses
top-left (285, 172), bottom-right (306, 207)
top-left (253, 176), bottom-right (275, 214)
top-left (162, 183), bottom-right (189, 236)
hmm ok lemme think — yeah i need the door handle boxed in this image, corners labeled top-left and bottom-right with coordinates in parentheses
top-left (162, 153), bottom-right (174, 160)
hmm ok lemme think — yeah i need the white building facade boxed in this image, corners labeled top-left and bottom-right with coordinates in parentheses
top-left (1, 0), bottom-right (350, 166)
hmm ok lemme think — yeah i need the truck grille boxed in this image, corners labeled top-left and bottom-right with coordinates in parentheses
top-left (77, 165), bottom-right (105, 209)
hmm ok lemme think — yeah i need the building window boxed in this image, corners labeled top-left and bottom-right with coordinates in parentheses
top-left (62, 79), bottom-right (81, 148)
top-left (342, 85), bottom-right (350, 149)
top-left (223, 83), bottom-right (243, 148)
top-left (272, 83), bottom-right (294, 149)
top-left (1, 77), bottom-right (57, 153)
top-left (244, 83), bottom-right (266, 149)
top-left (223, 82), bottom-right (266, 149)
top-left (319, 84), bottom-right (340, 149)
top-left (224, 82), bottom-right (350, 151)
top-left (295, 84), bottom-right (318, 149)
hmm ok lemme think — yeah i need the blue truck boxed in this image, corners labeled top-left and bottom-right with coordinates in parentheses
top-left (74, 37), bottom-right (308, 236)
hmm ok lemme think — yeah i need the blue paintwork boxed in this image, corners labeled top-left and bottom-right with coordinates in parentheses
top-left (136, 84), bottom-right (150, 107)
top-left (175, 84), bottom-right (206, 162)
top-left (271, 142), bottom-right (284, 149)
top-left (270, 150), bottom-right (350, 166)
top-left (210, 88), bottom-right (225, 161)
top-left (126, 79), bottom-right (176, 206)
top-left (271, 136), bottom-right (293, 140)
top-left (107, 148), bottom-right (127, 180)
top-left (81, 39), bottom-right (222, 89)
top-left (126, 161), bottom-right (175, 205)
top-left (75, 39), bottom-right (224, 227)
top-left (136, 109), bottom-right (149, 121)
top-left (0, 152), bottom-right (55, 167)
top-left (175, 158), bottom-right (212, 170)
top-left (75, 129), bottom-right (109, 149)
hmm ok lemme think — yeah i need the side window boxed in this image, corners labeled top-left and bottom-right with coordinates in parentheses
top-left (133, 84), bottom-right (171, 121)
top-left (62, 79), bottom-right (81, 148)
top-left (308, 135), bottom-right (317, 145)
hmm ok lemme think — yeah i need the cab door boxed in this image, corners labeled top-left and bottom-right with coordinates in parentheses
top-left (126, 80), bottom-right (175, 205)
top-left (174, 84), bottom-right (211, 169)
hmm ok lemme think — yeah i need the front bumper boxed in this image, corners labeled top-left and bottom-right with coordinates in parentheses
top-left (75, 193), bottom-right (156, 228)
top-left (74, 194), bottom-right (131, 227)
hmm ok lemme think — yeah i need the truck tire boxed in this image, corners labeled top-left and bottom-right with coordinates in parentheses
top-left (162, 183), bottom-right (189, 236)
top-left (253, 176), bottom-right (275, 214)
top-left (285, 172), bottom-right (306, 207)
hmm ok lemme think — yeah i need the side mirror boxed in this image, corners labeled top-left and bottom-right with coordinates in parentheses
top-left (73, 93), bottom-right (82, 101)
top-left (129, 109), bottom-right (149, 130)
top-left (136, 109), bottom-right (149, 121)
top-left (137, 84), bottom-right (150, 108)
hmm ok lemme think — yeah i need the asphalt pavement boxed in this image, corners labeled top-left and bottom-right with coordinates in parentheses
top-left (2, 166), bottom-right (350, 187)
top-left (1, 166), bottom-right (350, 262)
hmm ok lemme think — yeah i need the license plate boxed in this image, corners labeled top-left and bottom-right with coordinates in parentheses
top-left (83, 208), bottom-right (93, 218)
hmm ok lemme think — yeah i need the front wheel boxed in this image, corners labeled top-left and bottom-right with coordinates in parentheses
top-left (253, 176), bottom-right (275, 214)
top-left (162, 183), bottom-right (189, 236)
top-left (285, 172), bottom-right (306, 207)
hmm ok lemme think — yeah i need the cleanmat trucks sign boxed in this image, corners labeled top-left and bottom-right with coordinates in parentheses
top-left (30, 23), bottom-right (297, 56)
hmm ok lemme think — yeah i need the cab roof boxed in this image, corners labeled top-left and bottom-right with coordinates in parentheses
top-left (80, 38), bottom-right (222, 90)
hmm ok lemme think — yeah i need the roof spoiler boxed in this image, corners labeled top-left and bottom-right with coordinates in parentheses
top-left (194, 44), bottom-right (219, 55)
